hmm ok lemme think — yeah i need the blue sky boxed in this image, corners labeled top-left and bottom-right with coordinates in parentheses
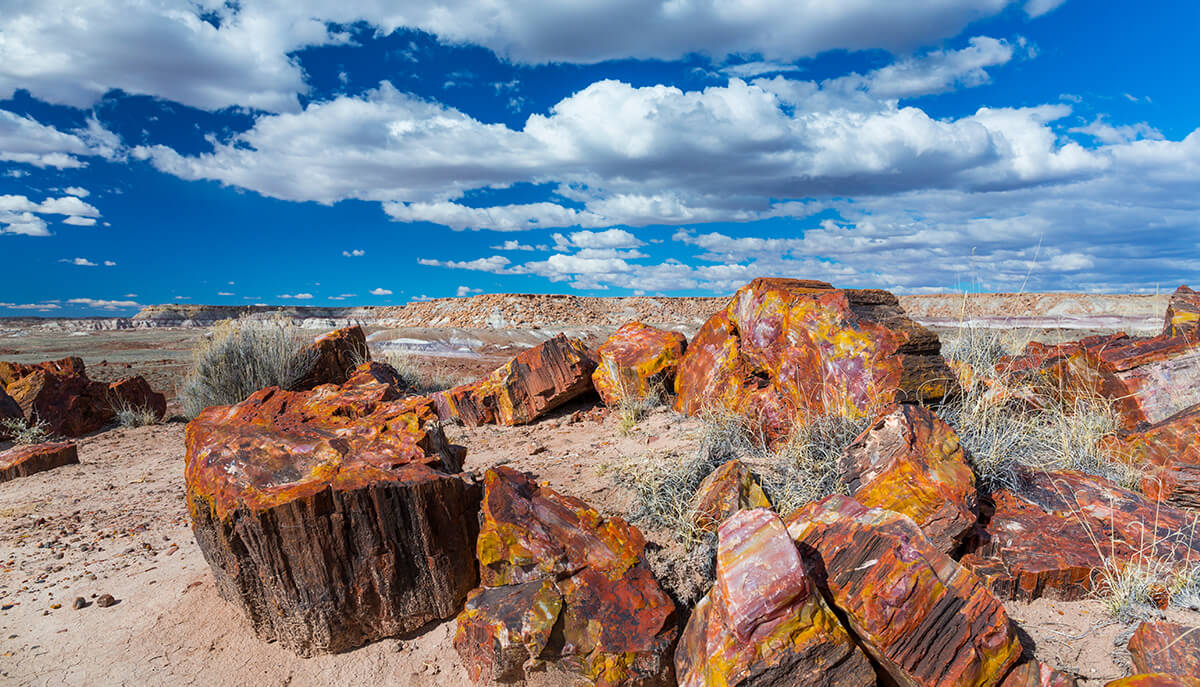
top-left (1, 0), bottom-right (1197, 316)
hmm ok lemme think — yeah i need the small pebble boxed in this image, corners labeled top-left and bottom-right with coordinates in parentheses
top-left (72, 597), bottom-right (87, 610)
top-left (95, 594), bottom-right (116, 608)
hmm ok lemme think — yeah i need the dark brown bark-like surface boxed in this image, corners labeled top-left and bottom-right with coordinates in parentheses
top-left (786, 494), bottom-right (1021, 687)
top-left (106, 376), bottom-right (167, 420)
top-left (1128, 621), bottom-right (1200, 679)
top-left (6, 369), bottom-right (112, 437)
top-left (185, 363), bottom-right (481, 656)
top-left (0, 442), bottom-right (79, 482)
top-left (294, 325), bottom-right (370, 390)
top-left (433, 334), bottom-right (597, 426)
top-left (0, 386), bottom-right (21, 436)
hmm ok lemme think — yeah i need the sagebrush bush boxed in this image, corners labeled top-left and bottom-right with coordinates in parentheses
top-left (179, 316), bottom-right (316, 418)
top-left (378, 350), bottom-right (473, 394)
top-left (0, 416), bottom-right (56, 445)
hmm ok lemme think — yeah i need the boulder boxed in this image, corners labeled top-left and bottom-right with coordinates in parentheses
top-left (961, 470), bottom-right (1200, 602)
top-left (456, 467), bottom-right (677, 686)
top-left (1164, 285), bottom-right (1200, 338)
top-left (434, 334), bottom-right (597, 426)
top-left (294, 325), bottom-right (370, 390)
top-left (690, 459), bottom-right (771, 534)
top-left (676, 508), bottom-right (874, 687)
top-left (185, 365), bottom-right (480, 656)
top-left (786, 495), bottom-right (1021, 687)
top-left (592, 322), bottom-right (687, 406)
top-left (0, 356), bottom-right (86, 388)
top-left (841, 403), bottom-right (977, 552)
top-left (107, 376), bottom-right (168, 420)
top-left (674, 278), bottom-right (954, 445)
top-left (1105, 404), bottom-right (1200, 509)
top-left (0, 442), bottom-right (78, 482)
top-left (1128, 622), bottom-right (1200, 679)
top-left (999, 662), bottom-right (1078, 687)
top-left (1104, 676), bottom-right (1200, 687)
top-left (5, 368), bottom-right (112, 437)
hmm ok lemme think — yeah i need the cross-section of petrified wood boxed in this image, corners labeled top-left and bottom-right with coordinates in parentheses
top-left (434, 334), bottom-right (597, 426)
top-left (841, 403), bottom-right (977, 552)
top-left (0, 442), bottom-right (78, 482)
top-left (674, 278), bottom-right (955, 445)
top-left (786, 494), bottom-right (1021, 687)
top-left (185, 363), bottom-right (480, 656)
top-left (592, 321), bottom-right (687, 406)
top-left (676, 508), bottom-right (874, 687)
top-left (1128, 621), bottom-right (1200, 679)
top-left (455, 467), bottom-right (676, 686)
top-left (961, 469), bottom-right (1200, 602)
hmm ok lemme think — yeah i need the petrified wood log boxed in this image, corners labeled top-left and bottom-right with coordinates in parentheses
top-left (106, 376), bottom-right (167, 420)
top-left (294, 325), bottom-right (370, 390)
top-left (690, 459), bottom-right (771, 534)
top-left (434, 333), bottom-right (597, 426)
top-left (1165, 285), bottom-right (1200, 338)
top-left (786, 494), bottom-right (1021, 687)
top-left (185, 364), bottom-right (479, 656)
top-left (999, 661), bottom-right (1079, 687)
top-left (0, 356), bottom-right (86, 388)
top-left (674, 278), bottom-right (955, 445)
top-left (456, 467), bottom-right (676, 686)
top-left (0, 442), bottom-right (78, 482)
top-left (6, 369), bottom-right (112, 436)
top-left (592, 322), bottom-right (687, 406)
top-left (1104, 675), bottom-right (1200, 687)
top-left (676, 508), bottom-right (874, 687)
top-left (962, 470), bottom-right (1200, 602)
top-left (841, 403), bottom-right (977, 552)
top-left (1105, 404), bottom-right (1200, 510)
top-left (1128, 622), bottom-right (1200, 679)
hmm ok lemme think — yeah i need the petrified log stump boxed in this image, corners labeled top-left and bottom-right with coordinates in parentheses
top-left (592, 322), bottom-right (687, 406)
top-left (786, 494), bottom-right (1021, 687)
top-left (455, 467), bottom-right (676, 686)
top-left (434, 334), bottom-right (597, 427)
top-left (1128, 622), bottom-right (1200, 679)
top-left (294, 325), bottom-right (370, 390)
top-left (999, 661), bottom-right (1079, 687)
top-left (690, 459), bottom-right (771, 534)
top-left (676, 508), bottom-right (874, 687)
top-left (1106, 404), bottom-right (1200, 509)
top-left (1165, 285), bottom-right (1200, 338)
top-left (674, 278), bottom-right (955, 445)
top-left (107, 376), bottom-right (167, 419)
top-left (841, 403), bottom-right (977, 552)
top-left (185, 365), bottom-right (480, 656)
top-left (962, 469), bottom-right (1200, 602)
top-left (0, 442), bottom-right (78, 482)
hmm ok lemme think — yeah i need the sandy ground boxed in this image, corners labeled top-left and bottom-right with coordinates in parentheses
top-left (3, 405), bottom-right (1197, 686)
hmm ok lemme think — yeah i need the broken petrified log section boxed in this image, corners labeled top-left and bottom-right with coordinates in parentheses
top-left (184, 364), bottom-right (479, 656)
top-left (434, 333), bottom-right (597, 426)
top-left (592, 321), bottom-right (687, 406)
top-left (1127, 621), bottom-right (1200, 679)
top-left (0, 442), bottom-right (79, 482)
top-left (293, 324), bottom-right (370, 390)
top-left (1105, 403), bottom-right (1200, 510)
top-left (674, 278), bottom-right (955, 445)
top-left (455, 466), bottom-right (677, 687)
top-left (690, 459), bottom-right (771, 534)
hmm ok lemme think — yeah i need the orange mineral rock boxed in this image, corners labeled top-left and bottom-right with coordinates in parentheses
top-left (1164, 285), bottom-right (1200, 339)
top-left (1128, 621), bottom-right (1200, 679)
top-left (674, 278), bottom-right (954, 445)
top-left (592, 321), bottom-right (687, 406)
top-left (0, 442), bottom-right (78, 482)
top-left (690, 459), bottom-right (771, 534)
top-left (294, 325), bottom-right (370, 390)
top-left (999, 661), bottom-right (1079, 687)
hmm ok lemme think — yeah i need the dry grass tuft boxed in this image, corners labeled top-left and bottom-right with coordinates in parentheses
top-left (0, 416), bottom-right (57, 445)
top-left (376, 350), bottom-right (474, 394)
top-left (112, 400), bottom-right (160, 428)
top-left (605, 367), bottom-right (664, 436)
top-left (179, 315), bottom-right (317, 419)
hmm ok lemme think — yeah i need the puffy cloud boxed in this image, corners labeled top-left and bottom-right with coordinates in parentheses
top-left (66, 298), bottom-right (140, 310)
top-left (277, 292), bottom-right (314, 299)
top-left (0, 112), bottom-right (121, 168)
top-left (720, 61), bottom-right (803, 78)
top-left (60, 257), bottom-right (98, 266)
top-left (456, 285), bottom-right (483, 297)
top-left (63, 187), bottom-right (90, 197)
top-left (384, 200), bottom-right (606, 232)
top-left (0, 212), bottom-right (48, 236)
top-left (1070, 117), bottom-right (1164, 145)
top-left (369, 287), bottom-right (393, 295)
top-left (342, 249), bottom-right (366, 257)
top-left (103, 260), bottom-right (116, 266)
top-left (847, 36), bottom-right (1016, 99)
top-left (491, 240), bottom-right (536, 251)
top-left (553, 229), bottom-right (644, 250)
top-left (418, 256), bottom-right (512, 273)
top-left (0, 302), bottom-right (61, 310)
top-left (62, 216), bottom-right (97, 226)
top-left (1, 194), bottom-right (104, 237)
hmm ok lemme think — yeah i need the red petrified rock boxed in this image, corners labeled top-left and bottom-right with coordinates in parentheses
top-left (1128, 622), bottom-right (1200, 679)
top-left (1165, 285), bottom-right (1200, 339)
top-left (294, 325), bottom-right (370, 390)
top-left (841, 403), bottom-right (977, 552)
top-left (962, 470), bottom-right (1200, 602)
top-left (434, 334), bottom-right (597, 426)
top-left (185, 365), bottom-right (479, 656)
top-left (0, 356), bottom-right (86, 388)
top-left (999, 662), bottom-right (1079, 687)
top-left (674, 278), bottom-right (954, 445)
top-left (6, 369), bottom-right (111, 437)
top-left (592, 322), bottom-right (687, 406)
top-left (107, 376), bottom-right (167, 420)
top-left (457, 467), bottom-right (676, 686)
top-left (676, 508), bottom-right (874, 687)
top-left (0, 442), bottom-right (78, 482)
top-left (691, 459), bottom-right (771, 534)
top-left (1106, 404), bottom-right (1200, 510)
top-left (1105, 676), bottom-right (1200, 687)
top-left (786, 495), bottom-right (1021, 687)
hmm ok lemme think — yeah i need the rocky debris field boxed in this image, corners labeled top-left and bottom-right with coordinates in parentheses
top-left (1, 281), bottom-right (1200, 686)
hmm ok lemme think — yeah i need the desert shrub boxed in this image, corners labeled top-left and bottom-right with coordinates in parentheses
top-left (179, 316), bottom-right (316, 419)
top-left (0, 416), bottom-right (56, 445)
top-left (377, 350), bottom-right (473, 394)
top-left (605, 368), bottom-right (664, 436)
top-left (112, 400), bottom-right (160, 428)
top-left (1094, 546), bottom-right (1200, 622)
